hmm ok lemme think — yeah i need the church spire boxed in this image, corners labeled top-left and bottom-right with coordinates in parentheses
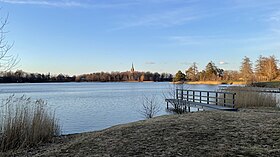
top-left (131, 63), bottom-right (135, 73)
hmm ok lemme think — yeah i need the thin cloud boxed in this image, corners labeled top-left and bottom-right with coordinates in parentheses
top-left (113, 6), bottom-right (201, 30)
top-left (219, 61), bottom-right (229, 65)
top-left (0, 0), bottom-right (89, 8)
top-left (145, 61), bottom-right (156, 65)
top-left (169, 36), bottom-right (202, 45)
top-left (169, 34), bottom-right (279, 46)
top-left (0, 0), bottom-right (194, 9)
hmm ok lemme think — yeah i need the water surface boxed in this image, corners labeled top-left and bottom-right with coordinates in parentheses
top-left (0, 82), bottom-right (220, 134)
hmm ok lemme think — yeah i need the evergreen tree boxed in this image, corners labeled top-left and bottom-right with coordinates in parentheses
top-left (255, 55), bottom-right (265, 81)
top-left (173, 70), bottom-right (186, 82)
top-left (240, 56), bottom-right (254, 82)
top-left (205, 61), bottom-right (217, 80)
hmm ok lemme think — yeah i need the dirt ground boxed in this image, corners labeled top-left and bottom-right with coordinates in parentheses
top-left (2, 108), bottom-right (280, 157)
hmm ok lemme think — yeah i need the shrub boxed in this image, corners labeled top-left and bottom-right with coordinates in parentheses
top-left (140, 95), bottom-right (160, 119)
top-left (0, 95), bottom-right (60, 152)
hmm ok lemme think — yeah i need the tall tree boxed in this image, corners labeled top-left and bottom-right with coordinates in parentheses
top-left (185, 62), bottom-right (198, 81)
top-left (240, 56), bottom-right (254, 82)
top-left (255, 55), bottom-right (279, 81)
top-left (255, 55), bottom-right (265, 81)
top-left (205, 61), bottom-right (217, 80)
top-left (173, 70), bottom-right (186, 82)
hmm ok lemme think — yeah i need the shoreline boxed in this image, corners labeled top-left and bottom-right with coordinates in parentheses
top-left (186, 81), bottom-right (247, 85)
top-left (172, 81), bottom-right (247, 85)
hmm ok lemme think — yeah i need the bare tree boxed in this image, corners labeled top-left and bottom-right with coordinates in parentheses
top-left (255, 55), bottom-right (278, 81)
top-left (0, 13), bottom-right (19, 71)
top-left (140, 95), bottom-right (160, 119)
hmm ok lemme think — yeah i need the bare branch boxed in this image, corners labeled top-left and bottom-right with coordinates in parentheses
top-left (139, 95), bottom-right (160, 119)
top-left (0, 12), bottom-right (19, 71)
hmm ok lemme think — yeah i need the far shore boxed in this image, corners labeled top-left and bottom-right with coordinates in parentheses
top-left (125, 81), bottom-right (155, 83)
top-left (172, 81), bottom-right (247, 85)
top-left (186, 81), bottom-right (247, 85)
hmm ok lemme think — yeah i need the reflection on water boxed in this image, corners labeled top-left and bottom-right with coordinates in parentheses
top-left (0, 82), bottom-right (221, 134)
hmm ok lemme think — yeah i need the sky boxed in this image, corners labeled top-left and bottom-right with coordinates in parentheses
top-left (0, 0), bottom-right (279, 75)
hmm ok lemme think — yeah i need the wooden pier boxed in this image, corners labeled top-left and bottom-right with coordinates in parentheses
top-left (165, 89), bottom-right (237, 112)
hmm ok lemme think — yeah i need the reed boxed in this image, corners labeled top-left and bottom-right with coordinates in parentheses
top-left (222, 86), bottom-right (279, 108)
top-left (0, 95), bottom-right (60, 152)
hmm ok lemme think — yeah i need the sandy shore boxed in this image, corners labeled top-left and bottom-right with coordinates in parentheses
top-left (3, 108), bottom-right (280, 156)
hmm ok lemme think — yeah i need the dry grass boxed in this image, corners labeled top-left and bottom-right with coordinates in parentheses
top-left (0, 95), bottom-right (60, 152)
top-left (4, 108), bottom-right (280, 156)
top-left (186, 81), bottom-right (247, 85)
top-left (222, 86), bottom-right (279, 108)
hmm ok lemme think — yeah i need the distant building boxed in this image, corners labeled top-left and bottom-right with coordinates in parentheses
top-left (131, 63), bottom-right (135, 73)
top-left (130, 63), bottom-right (136, 81)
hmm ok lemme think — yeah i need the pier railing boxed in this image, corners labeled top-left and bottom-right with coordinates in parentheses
top-left (175, 89), bottom-right (236, 108)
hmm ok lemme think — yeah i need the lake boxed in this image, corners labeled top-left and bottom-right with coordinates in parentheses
top-left (0, 82), bottom-right (221, 134)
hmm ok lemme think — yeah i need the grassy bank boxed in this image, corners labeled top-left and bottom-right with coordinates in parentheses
top-left (3, 108), bottom-right (280, 156)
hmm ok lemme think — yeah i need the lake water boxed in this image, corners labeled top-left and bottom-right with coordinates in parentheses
top-left (0, 82), bottom-right (221, 134)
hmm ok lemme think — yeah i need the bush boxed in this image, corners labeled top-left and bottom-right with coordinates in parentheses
top-left (140, 95), bottom-right (160, 119)
top-left (222, 86), bottom-right (279, 108)
top-left (0, 95), bottom-right (60, 152)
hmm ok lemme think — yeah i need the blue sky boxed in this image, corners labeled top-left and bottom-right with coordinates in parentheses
top-left (0, 0), bottom-right (279, 75)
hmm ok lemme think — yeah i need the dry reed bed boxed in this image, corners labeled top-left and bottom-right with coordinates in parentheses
top-left (0, 95), bottom-right (60, 152)
top-left (3, 108), bottom-right (280, 156)
top-left (220, 86), bottom-right (279, 108)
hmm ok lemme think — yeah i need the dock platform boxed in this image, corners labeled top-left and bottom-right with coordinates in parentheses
top-left (165, 89), bottom-right (237, 112)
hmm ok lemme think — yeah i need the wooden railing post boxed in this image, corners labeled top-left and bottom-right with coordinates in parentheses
top-left (193, 91), bottom-right (195, 102)
top-left (215, 93), bottom-right (218, 105)
top-left (207, 92), bottom-right (209, 104)
top-left (233, 93), bottom-right (236, 108)
top-left (223, 93), bottom-right (226, 106)
top-left (176, 89), bottom-right (178, 99)
top-left (181, 90), bottom-right (184, 100)
top-left (199, 91), bottom-right (202, 103)
top-left (186, 90), bottom-right (189, 101)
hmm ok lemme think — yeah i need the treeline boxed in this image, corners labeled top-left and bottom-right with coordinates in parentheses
top-left (76, 71), bottom-right (173, 82)
top-left (174, 55), bottom-right (280, 83)
top-left (0, 70), bottom-right (74, 83)
top-left (0, 70), bottom-right (173, 83)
